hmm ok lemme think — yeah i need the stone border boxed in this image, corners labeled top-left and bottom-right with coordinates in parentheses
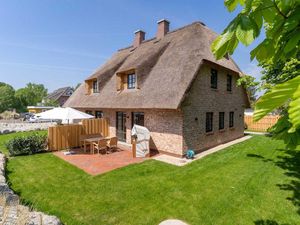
top-left (154, 135), bottom-right (253, 166)
top-left (0, 153), bottom-right (62, 225)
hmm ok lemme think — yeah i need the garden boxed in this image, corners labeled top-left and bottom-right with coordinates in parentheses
top-left (1, 131), bottom-right (299, 225)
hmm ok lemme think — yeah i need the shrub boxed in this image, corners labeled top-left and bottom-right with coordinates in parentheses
top-left (6, 133), bottom-right (47, 156)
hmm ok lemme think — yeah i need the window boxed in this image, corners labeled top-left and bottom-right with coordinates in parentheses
top-left (229, 111), bottom-right (234, 128)
top-left (85, 110), bottom-right (93, 116)
top-left (219, 112), bottom-right (225, 130)
top-left (127, 73), bottom-right (136, 89)
top-left (227, 74), bottom-right (232, 91)
top-left (95, 111), bottom-right (103, 118)
top-left (206, 112), bottom-right (213, 133)
top-left (211, 69), bottom-right (218, 89)
top-left (92, 80), bottom-right (99, 93)
top-left (132, 112), bottom-right (144, 127)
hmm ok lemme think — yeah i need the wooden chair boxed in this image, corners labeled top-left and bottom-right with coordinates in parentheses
top-left (92, 139), bottom-right (107, 154)
top-left (107, 137), bottom-right (118, 153)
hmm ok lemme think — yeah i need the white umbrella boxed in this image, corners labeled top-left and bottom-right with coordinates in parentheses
top-left (36, 107), bottom-right (94, 124)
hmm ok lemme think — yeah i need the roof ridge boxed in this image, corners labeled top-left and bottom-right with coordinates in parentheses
top-left (117, 21), bottom-right (207, 52)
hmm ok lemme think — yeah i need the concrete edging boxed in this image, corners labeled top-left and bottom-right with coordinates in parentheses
top-left (154, 135), bottom-right (253, 166)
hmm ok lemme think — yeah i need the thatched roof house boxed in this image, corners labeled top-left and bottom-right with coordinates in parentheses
top-left (47, 86), bottom-right (74, 106)
top-left (65, 20), bottom-right (249, 157)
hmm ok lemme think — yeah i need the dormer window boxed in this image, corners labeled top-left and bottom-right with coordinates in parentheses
top-left (85, 78), bottom-right (99, 95)
top-left (116, 69), bottom-right (137, 91)
top-left (92, 80), bottom-right (99, 93)
top-left (127, 73), bottom-right (136, 89)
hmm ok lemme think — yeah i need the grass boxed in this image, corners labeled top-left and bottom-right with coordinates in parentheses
top-left (1, 133), bottom-right (300, 225)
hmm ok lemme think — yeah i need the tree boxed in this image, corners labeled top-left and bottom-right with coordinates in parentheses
top-left (43, 98), bottom-right (59, 107)
top-left (211, 0), bottom-right (300, 148)
top-left (15, 83), bottom-right (48, 112)
top-left (236, 74), bottom-right (259, 107)
top-left (0, 82), bottom-right (16, 113)
top-left (260, 58), bottom-right (300, 90)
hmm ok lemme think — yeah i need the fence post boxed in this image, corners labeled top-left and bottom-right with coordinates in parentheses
top-left (132, 138), bottom-right (136, 158)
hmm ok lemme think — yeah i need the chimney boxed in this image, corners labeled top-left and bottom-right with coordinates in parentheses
top-left (156, 19), bottom-right (170, 39)
top-left (133, 30), bottom-right (145, 48)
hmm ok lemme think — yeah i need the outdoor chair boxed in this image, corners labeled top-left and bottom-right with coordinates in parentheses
top-left (92, 139), bottom-right (107, 154)
top-left (107, 137), bottom-right (118, 153)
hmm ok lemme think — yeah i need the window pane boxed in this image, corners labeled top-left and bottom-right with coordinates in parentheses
top-left (95, 111), bottom-right (103, 118)
top-left (206, 112), bottom-right (213, 132)
top-left (132, 112), bottom-right (144, 127)
top-left (211, 69), bottom-right (218, 89)
top-left (127, 73), bottom-right (136, 89)
top-left (227, 75), bottom-right (232, 91)
top-left (219, 112), bottom-right (225, 130)
top-left (93, 80), bottom-right (98, 93)
top-left (229, 112), bottom-right (234, 127)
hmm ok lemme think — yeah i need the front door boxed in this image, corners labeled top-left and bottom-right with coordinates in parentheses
top-left (116, 112), bottom-right (126, 142)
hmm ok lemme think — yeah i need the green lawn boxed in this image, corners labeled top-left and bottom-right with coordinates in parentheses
top-left (1, 133), bottom-right (300, 225)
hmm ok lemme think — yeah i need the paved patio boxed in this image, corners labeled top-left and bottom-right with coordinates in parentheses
top-left (53, 148), bottom-right (147, 176)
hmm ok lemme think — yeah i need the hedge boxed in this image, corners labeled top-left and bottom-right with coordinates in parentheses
top-left (6, 133), bottom-right (47, 156)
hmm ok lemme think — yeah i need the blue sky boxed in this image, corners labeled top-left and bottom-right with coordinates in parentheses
top-left (0, 0), bottom-right (263, 92)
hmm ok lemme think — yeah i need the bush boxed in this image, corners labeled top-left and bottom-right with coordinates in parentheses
top-left (6, 133), bottom-right (47, 156)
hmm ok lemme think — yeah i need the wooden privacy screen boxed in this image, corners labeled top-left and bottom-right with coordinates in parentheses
top-left (244, 115), bottom-right (279, 132)
top-left (81, 118), bottom-right (109, 136)
top-left (48, 118), bottom-right (110, 151)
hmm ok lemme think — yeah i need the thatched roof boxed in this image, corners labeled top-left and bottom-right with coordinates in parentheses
top-left (47, 87), bottom-right (73, 101)
top-left (65, 22), bottom-right (245, 109)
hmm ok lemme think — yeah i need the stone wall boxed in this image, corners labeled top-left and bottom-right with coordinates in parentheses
top-left (0, 153), bottom-right (61, 224)
top-left (181, 63), bottom-right (248, 153)
top-left (0, 122), bottom-right (54, 134)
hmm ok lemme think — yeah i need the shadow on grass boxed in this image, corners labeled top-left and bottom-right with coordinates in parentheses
top-left (275, 149), bottom-right (300, 214)
top-left (247, 149), bottom-right (300, 224)
top-left (254, 219), bottom-right (290, 225)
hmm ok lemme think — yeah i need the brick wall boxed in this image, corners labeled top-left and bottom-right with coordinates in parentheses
top-left (181, 63), bottom-right (248, 153)
top-left (101, 109), bottom-right (183, 156)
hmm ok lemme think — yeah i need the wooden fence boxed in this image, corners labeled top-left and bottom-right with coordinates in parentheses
top-left (48, 118), bottom-right (110, 151)
top-left (244, 115), bottom-right (280, 132)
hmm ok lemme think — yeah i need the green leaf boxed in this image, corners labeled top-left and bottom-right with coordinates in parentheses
top-left (250, 39), bottom-right (274, 62)
top-left (251, 0), bottom-right (266, 10)
top-left (283, 7), bottom-right (300, 32)
top-left (269, 114), bottom-right (300, 149)
top-left (236, 15), bottom-right (258, 45)
top-left (227, 35), bottom-right (239, 54)
top-left (250, 10), bottom-right (263, 31)
top-left (288, 82), bottom-right (300, 132)
top-left (262, 6), bottom-right (276, 22)
top-left (211, 31), bottom-right (235, 59)
top-left (284, 30), bottom-right (300, 53)
top-left (225, 0), bottom-right (245, 11)
top-left (277, 0), bottom-right (296, 14)
top-left (254, 76), bottom-right (300, 121)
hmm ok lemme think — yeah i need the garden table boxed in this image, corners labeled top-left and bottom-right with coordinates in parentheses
top-left (83, 136), bottom-right (112, 153)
